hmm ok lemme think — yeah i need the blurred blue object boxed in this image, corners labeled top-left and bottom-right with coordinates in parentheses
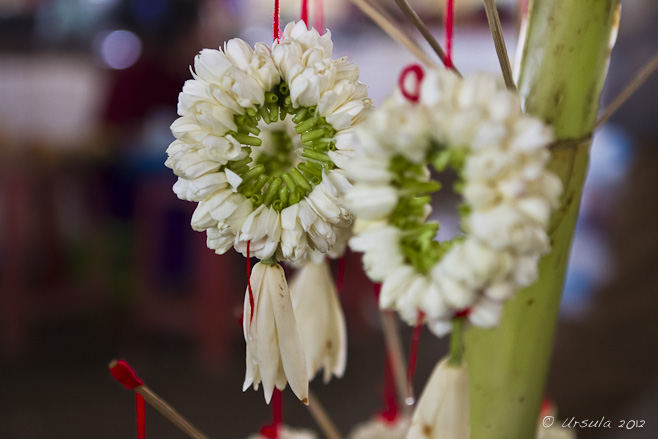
top-left (561, 125), bottom-right (634, 318)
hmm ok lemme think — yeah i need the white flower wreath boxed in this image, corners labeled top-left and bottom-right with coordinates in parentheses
top-left (346, 68), bottom-right (562, 336)
top-left (166, 21), bottom-right (372, 263)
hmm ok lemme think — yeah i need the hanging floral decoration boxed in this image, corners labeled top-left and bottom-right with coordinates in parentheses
top-left (166, 19), bottom-right (371, 404)
top-left (167, 20), bottom-right (371, 264)
top-left (346, 67), bottom-right (562, 336)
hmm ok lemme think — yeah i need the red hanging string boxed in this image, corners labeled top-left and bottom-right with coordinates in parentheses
top-left (247, 241), bottom-right (255, 326)
top-left (273, 0), bottom-right (281, 42)
top-left (372, 282), bottom-right (382, 299)
top-left (336, 256), bottom-right (345, 293)
top-left (260, 389), bottom-right (283, 439)
top-left (406, 310), bottom-right (424, 401)
top-left (398, 64), bottom-right (424, 103)
top-left (110, 360), bottom-right (146, 439)
top-left (136, 394), bottom-right (146, 439)
top-left (520, 0), bottom-right (529, 18)
top-left (455, 307), bottom-right (471, 318)
top-left (379, 353), bottom-right (399, 423)
top-left (300, 0), bottom-right (309, 26)
top-left (444, 0), bottom-right (455, 68)
top-left (313, 0), bottom-right (324, 32)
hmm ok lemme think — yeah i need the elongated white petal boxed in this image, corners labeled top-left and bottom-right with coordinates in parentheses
top-left (290, 262), bottom-right (347, 383)
top-left (407, 358), bottom-right (469, 439)
top-left (267, 264), bottom-right (309, 404)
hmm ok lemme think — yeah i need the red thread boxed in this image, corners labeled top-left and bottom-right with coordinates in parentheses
top-left (379, 353), bottom-right (399, 424)
top-left (398, 64), bottom-right (424, 103)
top-left (273, 0), bottom-right (281, 42)
top-left (520, 0), bottom-right (529, 18)
top-left (247, 241), bottom-right (255, 326)
top-left (444, 0), bottom-right (455, 68)
top-left (136, 393), bottom-right (146, 439)
top-left (406, 310), bottom-right (424, 400)
top-left (313, 0), bottom-right (324, 32)
top-left (372, 283), bottom-right (382, 299)
top-left (260, 389), bottom-right (283, 439)
top-left (300, 0), bottom-right (309, 26)
top-left (110, 360), bottom-right (144, 390)
top-left (455, 307), bottom-right (471, 318)
top-left (110, 360), bottom-right (146, 439)
top-left (336, 257), bottom-right (345, 293)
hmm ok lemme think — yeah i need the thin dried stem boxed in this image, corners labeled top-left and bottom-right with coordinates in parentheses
top-left (596, 52), bottom-right (658, 129)
top-left (483, 0), bottom-right (516, 90)
top-left (393, 0), bottom-right (461, 76)
top-left (307, 390), bottom-right (342, 439)
top-left (350, 0), bottom-right (436, 67)
top-left (136, 386), bottom-right (209, 439)
top-left (380, 311), bottom-right (413, 412)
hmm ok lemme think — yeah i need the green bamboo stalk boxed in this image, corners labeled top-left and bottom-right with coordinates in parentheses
top-left (464, 1), bottom-right (620, 437)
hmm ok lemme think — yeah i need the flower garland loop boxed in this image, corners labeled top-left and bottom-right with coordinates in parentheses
top-left (166, 21), bottom-right (372, 263)
top-left (346, 68), bottom-right (563, 336)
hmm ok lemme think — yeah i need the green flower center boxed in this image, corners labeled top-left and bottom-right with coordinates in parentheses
top-left (390, 146), bottom-right (469, 274)
top-left (222, 82), bottom-right (337, 211)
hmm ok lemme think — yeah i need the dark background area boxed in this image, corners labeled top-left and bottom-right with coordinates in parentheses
top-left (0, 0), bottom-right (657, 438)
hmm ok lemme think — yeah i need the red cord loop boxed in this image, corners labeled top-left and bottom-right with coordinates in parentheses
top-left (398, 64), bottom-right (424, 103)
top-left (110, 360), bottom-right (144, 390)
top-left (109, 360), bottom-right (146, 439)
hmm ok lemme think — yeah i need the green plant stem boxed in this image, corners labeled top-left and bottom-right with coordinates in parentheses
top-left (464, 0), bottom-right (620, 437)
top-left (449, 318), bottom-right (465, 366)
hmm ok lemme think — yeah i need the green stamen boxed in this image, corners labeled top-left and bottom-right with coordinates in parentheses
top-left (239, 164), bottom-right (265, 186)
top-left (281, 172), bottom-right (297, 192)
top-left (289, 168), bottom-right (312, 193)
top-left (301, 149), bottom-right (331, 163)
top-left (301, 129), bottom-right (326, 143)
top-left (295, 117), bottom-right (317, 134)
top-left (279, 187), bottom-right (289, 207)
top-left (292, 108), bottom-right (308, 123)
top-left (263, 177), bottom-right (282, 206)
top-left (232, 133), bottom-right (262, 146)
top-left (258, 106), bottom-right (271, 124)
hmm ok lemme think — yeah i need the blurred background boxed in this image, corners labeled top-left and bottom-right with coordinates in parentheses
top-left (0, 0), bottom-right (656, 438)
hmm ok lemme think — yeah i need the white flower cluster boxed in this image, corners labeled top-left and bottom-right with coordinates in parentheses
top-left (247, 425), bottom-right (318, 439)
top-left (349, 416), bottom-right (411, 439)
top-left (166, 21), bottom-right (372, 264)
top-left (346, 68), bottom-right (562, 335)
